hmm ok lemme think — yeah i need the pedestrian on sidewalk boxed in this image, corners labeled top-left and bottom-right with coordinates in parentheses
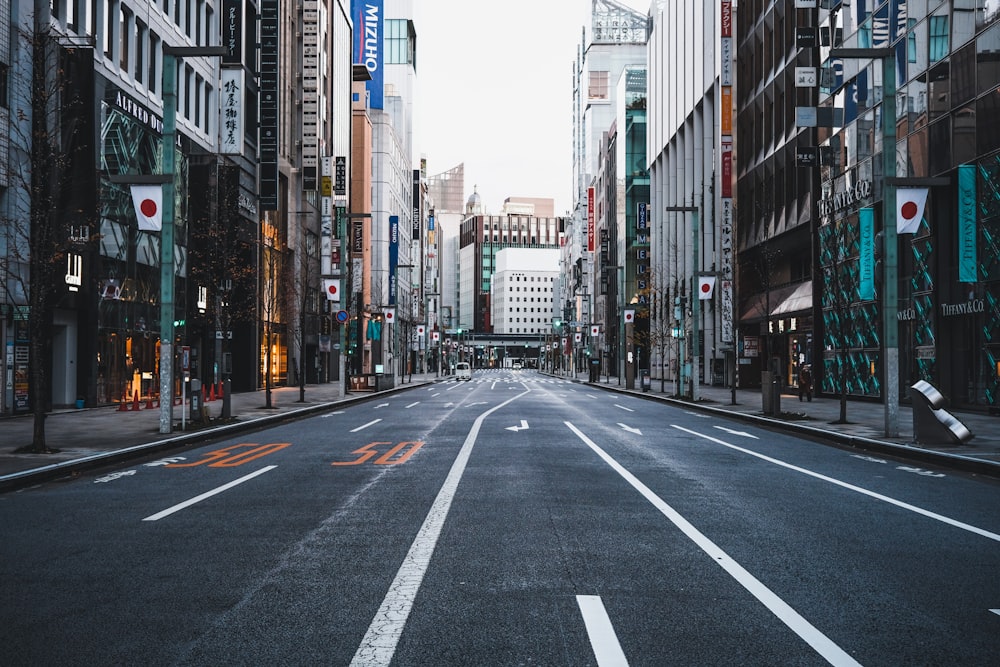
top-left (798, 364), bottom-right (813, 402)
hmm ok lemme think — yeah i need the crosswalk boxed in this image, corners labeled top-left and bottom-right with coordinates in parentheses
top-left (441, 369), bottom-right (574, 385)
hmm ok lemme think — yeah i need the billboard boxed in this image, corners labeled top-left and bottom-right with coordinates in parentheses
top-left (353, 0), bottom-right (384, 109)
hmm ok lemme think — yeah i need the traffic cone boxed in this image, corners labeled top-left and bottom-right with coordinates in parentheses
top-left (118, 391), bottom-right (129, 411)
top-left (208, 383), bottom-right (216, 402)
top-left (145, 394), bottom-right (155, 410)
top-left (132, 391), bottom-right (140, 411)
top-left (217, 381), bottom-right (224, 399)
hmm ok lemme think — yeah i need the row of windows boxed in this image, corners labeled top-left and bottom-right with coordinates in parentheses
top-left (505, 287), bottom-right (552, 293)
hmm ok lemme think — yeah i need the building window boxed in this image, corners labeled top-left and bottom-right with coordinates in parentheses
top-left (929, 15), bottom-right (949, 63)
top-left (385, 19), bottom-right (414, 65)
top-left (120, 5), bottom-right (132, 71)
top-left (589, 70), bottom-right (609, 99)
top-left (135, 20), bottom-right (146, 83)
top-left (148, 32), bottom-right (159, 93)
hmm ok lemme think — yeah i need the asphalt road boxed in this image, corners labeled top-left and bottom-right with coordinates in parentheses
top-left (3, 369), bottom-right (999, 666)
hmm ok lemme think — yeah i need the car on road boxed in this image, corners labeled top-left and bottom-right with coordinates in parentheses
top-left (512, 362), bottom-right (522, 370)
top-left (455, 362), bottom-right (472, 380)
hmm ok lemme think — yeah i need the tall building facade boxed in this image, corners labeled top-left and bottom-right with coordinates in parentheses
top-left (459, 205), bottom-right (564, 333)
top-left (647, 0), bottom-right (732, 398)
top-left (813, 1), bottom-right (1000, 410)
top-left (566, 0), bottom-right (647, 356)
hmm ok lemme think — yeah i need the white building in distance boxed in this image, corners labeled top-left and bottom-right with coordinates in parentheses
top-left (491, 249), bottom-right (561, 335)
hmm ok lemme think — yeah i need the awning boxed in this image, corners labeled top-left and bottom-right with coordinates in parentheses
top-left (739, 280), bottom-right (813, 321)
top-left (771, 280), bottom-right (813, 316)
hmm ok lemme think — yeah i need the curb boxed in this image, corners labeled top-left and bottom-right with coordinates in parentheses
top-left (583, 379), bottom-right (1000, 480)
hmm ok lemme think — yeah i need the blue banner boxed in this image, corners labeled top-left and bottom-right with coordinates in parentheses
top-left (388, 215), bottom-right (399, 305)
top-left (352, 0), bottom-right (384, 109)
top-left (859, 207), bottom-right (875, 301)
top-left (958, 164), bottom-right (977, 283)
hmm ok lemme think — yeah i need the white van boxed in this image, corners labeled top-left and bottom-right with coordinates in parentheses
top-left (455, 362), bottom-right (472, 380)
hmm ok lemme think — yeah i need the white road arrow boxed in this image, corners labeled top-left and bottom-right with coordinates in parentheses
top-left (618, 423), bottom-right (642, 435)
top-left (506, 420), bottom-right (529, 432)
top-left (713, 425), bottom-right (759, 439)
top-left (443, 402), bottom-right (455, 408)
top-left (373, 403), bottom-right (390, 409)
top-left (467, 401), bottom-right (488, 406)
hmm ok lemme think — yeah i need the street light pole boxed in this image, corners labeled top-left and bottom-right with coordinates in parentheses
top-left (666, 205), bottom-right (700, 401)
top-left (830, 47), bottom-right (897, 437)
top-left (157, 45), bottom-right (225, 434)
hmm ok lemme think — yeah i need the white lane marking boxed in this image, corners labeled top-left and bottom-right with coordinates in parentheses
top-left (351, 390), bottom-right (532, 667)
top-left (405, 402), bottom-right (420, 409)
top-left (505, 420), bottom-right (529, 432)
top-left (673, 425), bottom-right (1000, 543)
top-left (614, 404), bottom-right (634, 412)
top-left (618, 423), bottom-right (642, 435)
top-left (577, 595), bottom-right (630, 666)
top-left (373, 403), bottom-right (390, 409)
top-left (684, 411), bottom-right (711, 418)
top-left (565, 422), bottom-right (861, 667)
top-left (991, 609), bottom-right (1000, 617)
top-left (351, 419), bottom-right (382, 432)
top-left (321, 411), bottom-right (346, 418)
top-left (142, 466), bottom-right (277, 522)
top-left (714, 425), bottom-right (759, 439)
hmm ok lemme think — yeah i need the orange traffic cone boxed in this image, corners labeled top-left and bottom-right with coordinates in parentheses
top-left (118, 392), bottom-right (129, 411)
top-left (132, 391), bottom-right (140, 411)
top-left (208, 383), bottom-right (216, 402)
top-left (217, 381), bottom-right (224, 399)
top-left (145, 394), bottom-right (155, 410)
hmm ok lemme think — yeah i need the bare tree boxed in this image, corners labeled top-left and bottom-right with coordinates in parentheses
top-left (259, 223), bottom-right (292, 409)
top-left (0, 19), bottom-right (95, 452)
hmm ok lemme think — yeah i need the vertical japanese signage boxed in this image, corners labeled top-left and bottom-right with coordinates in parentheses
top-left (219, 68), bottom-right (243, 154)
top-left (720, 2), bottom-right (734, 344)
top-left (259, 0), bottom-right (279, 210)
top-left (222, 0), bottom-right (242, 64)
top-left (353, 0), bottom-right (384, 109)
top-left (389, 216), bottom-right (399, 305)
top-left (587, 187), bottom-right (596, 253)
top-left (302, 0), bottom-right (319, 191)
top-left (412, 169), bottom-right (421, 241)
top-left (958, 164), bottom-right (977, 283)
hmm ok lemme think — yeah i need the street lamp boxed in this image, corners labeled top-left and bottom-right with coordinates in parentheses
top-left (395, 264), bottom-right (415, 383)
top-left (665, 205), bottom-right (700, 401)
top-left (112, 46), bottom-right (225, 433)
top-left (829, 47), bottom-right (898, 437)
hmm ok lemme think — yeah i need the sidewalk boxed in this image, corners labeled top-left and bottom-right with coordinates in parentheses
top-left (587, 373), bottom-right (1000, 477)
top-left (0, 373), bottom-right (442, 491)
top-left (2, 371), bottom-right (998, 492)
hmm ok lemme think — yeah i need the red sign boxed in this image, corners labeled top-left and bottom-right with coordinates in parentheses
top-left (721, 141), bottom-right (733, 199)
top-left (721, 1), bottom-right (732, 38)
top-left (587, 187), bottom-right (595, 253)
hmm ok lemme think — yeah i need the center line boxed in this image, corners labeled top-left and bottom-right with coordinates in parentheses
top-left (614, 404), bottom-right (634, 412)
top-left (351, 390), bottom-right (531, 666)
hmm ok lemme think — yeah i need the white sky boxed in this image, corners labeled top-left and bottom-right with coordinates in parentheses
top-left (415, 0), bottom-right (650, 216)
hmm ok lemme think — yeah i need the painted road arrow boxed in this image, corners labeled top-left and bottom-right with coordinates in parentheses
top-left (618, 423), bottom-right (642, 435)
top-left (506, 420), bottom-right (529, 432)
top-left (713, 425), bottom-right (759, 439)
top-left (373, 403), bottom-right (390, 409)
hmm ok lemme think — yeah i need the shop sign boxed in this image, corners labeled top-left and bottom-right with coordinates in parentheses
top-left (817, 180), bottom-right (872, 217)
top-left (941, 299), bottom-right (985, 317)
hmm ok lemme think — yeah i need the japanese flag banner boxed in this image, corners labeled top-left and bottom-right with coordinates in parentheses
top-left (131, 185), bottom-right (163, 231)
top-left (698, 276), bottom-right (717, 300)
top-left (624, 309), bottom-right (635, 324)
top-left (322, 279), bottom-right (341, 302)
top-left (897, 187), bottom-right (929, 234)
top-left (384, 308), bottom-right (396, 324)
